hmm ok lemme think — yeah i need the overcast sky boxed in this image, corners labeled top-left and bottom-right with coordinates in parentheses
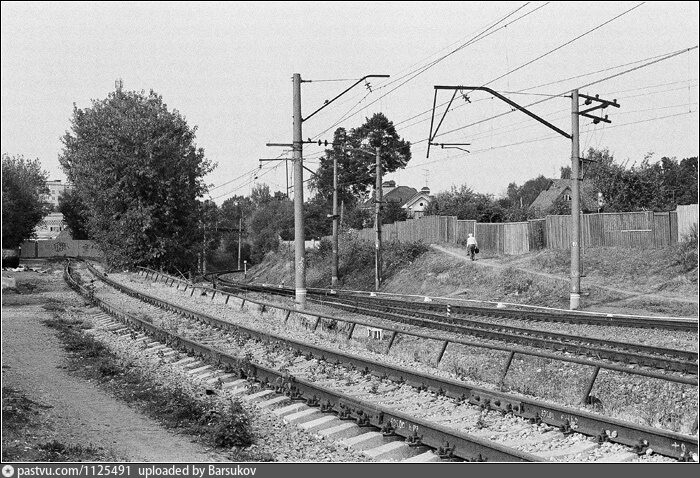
top-left (2, 1), bottom-right (698, 204)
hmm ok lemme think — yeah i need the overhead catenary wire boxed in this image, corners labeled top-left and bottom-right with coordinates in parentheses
top-left (392, 51), bottom-right (700, 133)
top-left (407, 109), bottom-right (698, 170)
top-left (431, 45), bottom-right (698, 141)
top-left (307, 2), bottom-right (549, 141)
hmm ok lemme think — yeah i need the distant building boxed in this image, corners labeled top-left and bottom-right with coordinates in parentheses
top-left (43, 180), bottom-right (72, 208)
top-left (403, 186), bottom-right (433, 218)
top-left (528, 179), bottom-right (598, 217)
top-left (362, 180), bottom-right (432, 218)
top-left (34, 180), bottom-right (72, 239)
top-left (34, 212), bottom-right (68, 240)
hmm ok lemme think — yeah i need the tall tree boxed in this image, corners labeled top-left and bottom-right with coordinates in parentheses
top-left (59, 88), bottom-right (214, 270)
top-left (2, 154), bottom-right (49, 248)
top-left (58, 188), bottom-right (90, 239)
top-left (310, 113), bottom-right (412, 206)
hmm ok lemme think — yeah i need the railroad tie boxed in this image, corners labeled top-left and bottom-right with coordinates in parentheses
top-left (283, 407), bottom-right (322, 424)
top-left (298, 415), bottom-right (339, 432)
top-left (257, 395), bottom-right (291, 409)
top-left (401, 451), bottom-right (441, 463)
top-left (364, 440), bottom-right (415, 461)
top-left (316, 422), bottom-right (361, 440)
top-left (341, 431), bottom-right (386, 451)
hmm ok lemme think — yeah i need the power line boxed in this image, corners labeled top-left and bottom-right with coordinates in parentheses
top-left (406, 109), bottom-right (697, 170)
top-left (393, 49), bottom-right (692, 134)
top-left (307, 2), bottom-right (548, 140)
top-left (482, 2), bottom-right (646, 88)
top-left (432, 45), bottom-right (698, 141)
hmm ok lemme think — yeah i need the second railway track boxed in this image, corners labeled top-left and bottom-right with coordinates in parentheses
top-left (214, 278), bottom-right (698, 376)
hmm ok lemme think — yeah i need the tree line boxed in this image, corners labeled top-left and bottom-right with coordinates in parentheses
top-left (2, 86), bottom-right (696, 274)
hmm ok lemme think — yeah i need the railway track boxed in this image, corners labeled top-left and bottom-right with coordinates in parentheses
top-left (67, 263), bottom-right (539, 462)
top-left (213, 278), bottom-right (698, 376)
top-left (214, 275), bottom-right (698, 332)
top-left (77, 263), bottom-right (698, 461)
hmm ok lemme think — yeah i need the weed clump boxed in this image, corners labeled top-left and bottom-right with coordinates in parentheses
top-left (44, 317), bottom-right (257, 453)
top-left (674, 223), bottom-right (698, 273)
top-left (307, 235), bottom-right (429, 290)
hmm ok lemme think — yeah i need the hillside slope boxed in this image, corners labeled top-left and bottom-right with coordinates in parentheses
top-left (243, 241), bottom-right (698, 317)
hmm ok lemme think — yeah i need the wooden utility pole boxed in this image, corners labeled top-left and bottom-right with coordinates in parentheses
top-left (375, 146), bottom-right (382, 291)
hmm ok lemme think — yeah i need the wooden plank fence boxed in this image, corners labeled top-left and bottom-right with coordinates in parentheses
top-left (676, 204), bottom-right (698, 241)
top-left (330, 205), bottom-right (694, 255)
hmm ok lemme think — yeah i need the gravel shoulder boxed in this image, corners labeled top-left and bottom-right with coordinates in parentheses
top-left (1, 270), bottom-right (229, 462)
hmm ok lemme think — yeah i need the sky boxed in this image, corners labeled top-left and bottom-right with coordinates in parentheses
top-left (2, 1), bottom-right (698, 205)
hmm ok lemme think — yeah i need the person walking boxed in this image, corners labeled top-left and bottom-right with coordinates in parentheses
top-left (466, 233), bottom-right (478, 261)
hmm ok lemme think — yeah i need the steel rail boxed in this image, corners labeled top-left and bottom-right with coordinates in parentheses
top-left (304, 295), bottom-right (698, 371)
top-left (64, 264), bottom-right (539, 462)
top-left (134, 266), bottom-right (697, 386)
top-left (333, 289), bottom-right (699, 331)
top-left (213, 274), bottom-right (697, 332)
top-left (213, 278), bottom-right (698, 374)
top-left (96, 264), bottom-right (698, 460)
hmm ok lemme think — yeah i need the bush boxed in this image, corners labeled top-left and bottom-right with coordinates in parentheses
top-left (674, 223), bottom-right (698, 272)
top-left (2, 253), bottom-right (20, 269)
top-left (304, 235), bottom-right (429, 290)
top-left (206, 401), bottom-right (254, 448)
top-left (500, 267), bottom-right (533, 294)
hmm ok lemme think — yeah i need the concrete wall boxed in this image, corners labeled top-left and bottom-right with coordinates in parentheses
top-left (20, 239), bottom-right (103, 258)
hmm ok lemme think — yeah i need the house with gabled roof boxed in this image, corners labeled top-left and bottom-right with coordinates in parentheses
top-left (528, 178), bottom-right (599, 217)
top-left (403, 186), bottom-right (433, 218)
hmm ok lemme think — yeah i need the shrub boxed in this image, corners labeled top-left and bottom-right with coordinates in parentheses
top-left (206, 401), bottom-right (254, 448)
top-left (674, 223), bottom-right (698, 272)
top-left (499, 267), bottom-right (533, 294)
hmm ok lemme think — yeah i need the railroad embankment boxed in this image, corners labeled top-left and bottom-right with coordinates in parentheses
top-left (245, 240), bottom-right (698, 318)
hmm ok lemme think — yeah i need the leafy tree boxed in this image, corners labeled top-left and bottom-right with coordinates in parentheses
top-left (343, 205), bottom-right (373, 230)
top-left (219, 195), bottom-right (253, 266)
top-left (505, 175), bottom-right (552, 209)
top-left (247, 193), bottom-right (294, 263)
top-left (250, 183), bottom-right (273, 208)
top-left (425, 185), bottom-right (503, 222)
top-left (310, 113), bottom-right (412, 206)
top-left (198, 199), bottom-right (222, 268)
top-left (382, 199), bottom-right (408, 225)
top-left (2, 154), bottom-right (49, 248)
top-left (304, 195), bottom-right (332, 239)
top-left (58, 188), bottom-right (90, 239)
top-left (59, 88), bottom-right (214, 271)
top-left (581, 148), bottom-right (698, 212)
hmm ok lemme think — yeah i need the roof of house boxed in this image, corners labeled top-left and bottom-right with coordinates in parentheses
top-left (403, 191), bottom-right (433, 209)
top-left (363, 185), bottom-right (417, 208)
top-left (528, 179), bottom-right (598, 213)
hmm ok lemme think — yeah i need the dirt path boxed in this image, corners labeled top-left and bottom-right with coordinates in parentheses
top-left (431, 244), bottom-right (699, 306)
top-left (1, 271), bottom-right (228, 462)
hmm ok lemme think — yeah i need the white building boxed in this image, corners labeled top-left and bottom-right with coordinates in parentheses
top-left (403, 186), bottom-right (433, 218)
top-left (43, 180), bottom-right (72, 208)
top-left (34, 212), bottom-right (67, 240)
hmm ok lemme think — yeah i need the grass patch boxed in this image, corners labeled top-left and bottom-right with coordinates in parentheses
top-left (2, 386), bottom-right (111, 462)
top-left (37, 440), bottom-right (103, 462)
top-left (43, 316), bottom-right (268, 460)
